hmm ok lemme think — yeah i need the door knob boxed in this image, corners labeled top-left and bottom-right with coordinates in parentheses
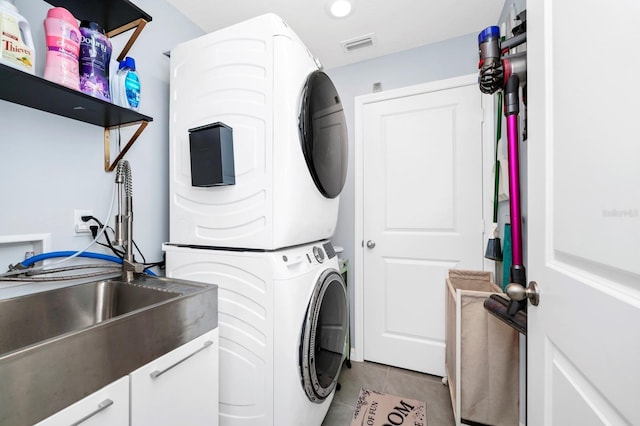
top-left (366, 240), bottom-right (376, 249)
top-left (505, 281), bottom-right (540, 306)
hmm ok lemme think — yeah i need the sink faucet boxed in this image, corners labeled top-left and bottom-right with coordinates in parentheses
top-left (114, 160), bottom-right (143, 282)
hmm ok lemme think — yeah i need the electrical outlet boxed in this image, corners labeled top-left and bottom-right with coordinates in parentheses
top-left (74, 209), bottom-right (93, 235)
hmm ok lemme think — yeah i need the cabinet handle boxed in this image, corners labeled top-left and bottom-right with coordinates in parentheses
top-left (70, 399), bottom-right (113, 426)
top-left (150, 340), bottom-right (214, 379)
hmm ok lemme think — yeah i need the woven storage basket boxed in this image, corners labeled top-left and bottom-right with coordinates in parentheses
top-left (445, 269), bottom-right (519, 426)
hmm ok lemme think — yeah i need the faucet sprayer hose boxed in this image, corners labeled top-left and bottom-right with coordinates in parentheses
top-left (1, 251), bottom-right (157, 278)
top-left (115, 160), bottom-right (133, 248)
top-left (19, 251), bottom-right (123, 267)
top-left (115, 160), bottom-right (133, 196)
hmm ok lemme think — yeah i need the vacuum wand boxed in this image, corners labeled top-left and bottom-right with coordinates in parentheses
top-left (505, 76), bottom-right (523, 269)
top-left (477, 24), bottom-right (528, 321)
top-left (504, 75), bottom-right (527, 316)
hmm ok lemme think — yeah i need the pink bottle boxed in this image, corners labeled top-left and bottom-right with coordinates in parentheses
top-left (43, 7), bottom-right (80, 90)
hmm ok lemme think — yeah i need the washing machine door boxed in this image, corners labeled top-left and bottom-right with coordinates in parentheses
top-left (300, 268), bottom-right (348, 402)
top-left (299, 71), bottom-right (348, 199)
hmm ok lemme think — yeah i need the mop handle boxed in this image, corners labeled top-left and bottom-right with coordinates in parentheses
top-left (505, 76), bottom-right (524, 272)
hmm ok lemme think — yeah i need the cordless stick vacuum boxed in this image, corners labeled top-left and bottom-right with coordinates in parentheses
top-left (477, 23), bottom-right (529, 334)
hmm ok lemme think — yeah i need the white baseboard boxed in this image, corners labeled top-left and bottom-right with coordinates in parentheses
top-left (349, 346), bottom-right (363, 363)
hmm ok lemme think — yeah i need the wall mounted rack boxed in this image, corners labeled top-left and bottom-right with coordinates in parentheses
top-left (0, 0), bottom-right (153, 172)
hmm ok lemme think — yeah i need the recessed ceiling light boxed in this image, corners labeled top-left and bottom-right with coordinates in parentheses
top-left (329, 0), bottom-right (353, 18)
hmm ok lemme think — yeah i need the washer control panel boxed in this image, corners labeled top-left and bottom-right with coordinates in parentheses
top-left (312, 246), bottom-right (325, 263)
top-left (322, 242), bottom-right (336, 259)
top-left (282, 241), bottom-right (336, 267)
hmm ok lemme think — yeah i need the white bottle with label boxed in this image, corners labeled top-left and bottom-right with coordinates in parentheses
top-left (0, 0), bottom-right (35, 74)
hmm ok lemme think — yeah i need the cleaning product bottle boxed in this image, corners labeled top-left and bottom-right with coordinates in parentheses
top-left (114, 56), bottom-right (141, 110)
top-left (79, 20), bottom-right (112, 101)
top-left (0, 0), bottom-right (35, 74)
top-left (43, 7), bottom-right (80, 89)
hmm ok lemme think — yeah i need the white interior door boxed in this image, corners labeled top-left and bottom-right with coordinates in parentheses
top-left (527, 1), bottom-right (640, 424)
top-left (360, 78), bottom-right (485, 376)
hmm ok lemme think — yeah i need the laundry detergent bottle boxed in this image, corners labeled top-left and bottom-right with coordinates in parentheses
top-left (0, 0), bottom-right (35, 74)
top-left (79, 20), bottom-right (112, 101)
top-left (112, 56), bottom-right (141, 110)
top-left (43, 7), bottom-right (80, 89)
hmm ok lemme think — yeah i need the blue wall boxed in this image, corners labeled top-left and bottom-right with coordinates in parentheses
top-left (0, 0), bottom-right (204, 270)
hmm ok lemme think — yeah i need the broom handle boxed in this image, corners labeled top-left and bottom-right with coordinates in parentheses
top-left (492, 93), bottom-right (502, 224)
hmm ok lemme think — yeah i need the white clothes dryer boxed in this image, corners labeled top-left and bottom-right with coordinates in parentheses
top-left (169, 14), bottom-right (348, 250)
top-left (163, 240), bottom-right (349, 426)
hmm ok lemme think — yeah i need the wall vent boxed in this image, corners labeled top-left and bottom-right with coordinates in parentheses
top-left (341, 33), bottom-right (375, 53)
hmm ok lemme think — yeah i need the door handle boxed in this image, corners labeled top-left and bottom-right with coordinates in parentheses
top-left (70, 399), bottom-right (113, 425)
top-left (366, 240), bottom-right (376, 249)
top-left (505, 281), bottom-right (540, 306)
top-left (150, 340), bottom-right (214, 379)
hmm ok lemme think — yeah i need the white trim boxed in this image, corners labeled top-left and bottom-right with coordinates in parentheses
top-left (481, 89), bottom-right (498, 277)
top-left (352, 90), bottom-right (365, 362)
top-left (0, 233), bottom-right (52, 266)
top-left (454, 291), bottom-right (463, 425)
top-left (0, 233), bottom-right (53, 294)
top-left (352, 74), bottom-right (495, 364)
top-left (0, 233), bottom-right (52, 249)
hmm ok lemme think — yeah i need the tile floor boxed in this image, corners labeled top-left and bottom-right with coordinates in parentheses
top-left (322, 361), bottom-right (455, 426)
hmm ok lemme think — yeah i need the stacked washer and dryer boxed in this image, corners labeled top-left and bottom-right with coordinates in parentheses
top-left (164, 14), bottom-right (349, 426)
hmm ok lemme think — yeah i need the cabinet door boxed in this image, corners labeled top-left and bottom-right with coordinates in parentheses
top-left (130, 329), bottom-right (219, 426)
top-left (35, 376), bottom-right (129, 426)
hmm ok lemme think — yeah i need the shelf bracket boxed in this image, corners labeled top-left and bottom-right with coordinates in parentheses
top-left (108, 18), bottom-right (148, 62)
top-left (104, 121), bottom-right (149, 172)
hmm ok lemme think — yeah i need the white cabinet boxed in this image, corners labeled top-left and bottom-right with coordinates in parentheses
top-left (35, 376), bottom-right (129, 426)
top-left (37, 329), bottom-right (219, 426)
top-left (130, 329), bottom-right (219, 426)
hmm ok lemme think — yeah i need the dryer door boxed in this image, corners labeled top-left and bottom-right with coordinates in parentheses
top-left (299, 71), bottom-right (348, 199)
top-left (300, 268), bottom-right (348, 402)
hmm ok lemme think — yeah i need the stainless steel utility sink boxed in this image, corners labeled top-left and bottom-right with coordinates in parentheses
top-left (0, 279), bottom-right (182, 356)
top-left (0, 275), bottom-right (218, 426)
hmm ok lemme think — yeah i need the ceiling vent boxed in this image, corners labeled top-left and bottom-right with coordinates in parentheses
top-left (341, 33), bottom-right (375, 53)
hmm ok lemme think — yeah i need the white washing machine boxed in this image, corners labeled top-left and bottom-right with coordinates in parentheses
top-left (163, 240), bottom-right (349, 426)
top-left (169, 14), bottom-right (348, 250)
